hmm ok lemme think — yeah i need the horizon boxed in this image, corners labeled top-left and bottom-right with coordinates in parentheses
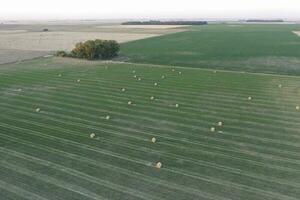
top-left (1, 0), bottom-right (300, 21)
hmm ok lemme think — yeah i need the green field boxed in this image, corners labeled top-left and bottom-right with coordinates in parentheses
top-left (121, 24), bottom-right (300, 75)
top-left (0, 57), bottom-right (300, 199)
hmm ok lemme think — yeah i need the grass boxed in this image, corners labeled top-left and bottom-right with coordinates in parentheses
top-left (121, 24), bottom-right (300, 75)
top-left (0, 57), bottom-right (300, 199)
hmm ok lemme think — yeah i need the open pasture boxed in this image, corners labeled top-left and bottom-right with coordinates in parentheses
top-left (121, 24), bottom-right (300, 75)
top-left (0, 57), bottom-right (300, 199)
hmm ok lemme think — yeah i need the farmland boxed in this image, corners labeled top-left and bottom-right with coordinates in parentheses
top-left (121, 24), bottom-right (300, 75)
top-left (0, 21), bottom-right (185, 64)
top-left (0, 57), bottom-right (300, 199)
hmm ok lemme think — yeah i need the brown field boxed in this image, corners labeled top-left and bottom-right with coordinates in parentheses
top-left (0, 21), bottom-right (186, 64)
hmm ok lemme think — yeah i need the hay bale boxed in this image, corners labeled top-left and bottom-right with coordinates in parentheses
top-left (128, 101), bottom-right (132, 105)
top-left (134, 75), bottom-right (137, 78)
top-left (35, 108), bottom-right (40, 112)
top-left (210, 127), bottom-right (215, 132)
top-left (16, 88), bottom-right (22, 92)
top-left (132, 70), bottom-right (136, 73)
top-left (90, 133), bottom-right (96, 138)
top-left (138, 78), bottom-right (141, 81)
top-left (172, 69), bottom-right (175, 72)
top-left (213, 70), bottom-right (217, 73)
top-left (58, 74), bottom-right (62, 77)
top-left (105, 115), bottom-right (110, 120)
top-left (248, 96), bottom-right (252, 100)
top-left (218, 121), bottom-right (223, 126)
top-left (150, 96), bottom-right (155, 100)
top-left (77, 79), bottom-right (81, 83)
top-left (296, 105), bottom-right (300, 110)
top-left (121, 88), bottom-right (126, 92)
top-left (154, 82), bottom-right (158, 86)
top-left (161, 75), bottom-right (165, 79)
top-left (156, 162), bottom-right (162, 169)
top-left (278, 84), bottom-right (282, 88)
top-left (151, 137), bottom-right (156, 143)
top-left (178, 71), bottom-right (182, 75)
top-left (175, 104), bottom-right (179, 108)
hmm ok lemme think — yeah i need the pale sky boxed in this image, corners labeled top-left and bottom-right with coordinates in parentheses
top-left (1, 0), bottom-right (300, 20)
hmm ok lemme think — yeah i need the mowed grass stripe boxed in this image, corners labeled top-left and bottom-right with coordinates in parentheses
top-left (0, 126), bottom-right (298, 200)
top-left (3, 72), bottom-right (300, 133)
top-left (2, 101), bottom-right (300, 172)
top-left (0, 134), bottom-right (228, 200)
top-left (1, 122), bottom-right (300, 194)
top-left (2, 92), bottom-right (300, 158)
top-left (1, 58), bottom-right (300, 199)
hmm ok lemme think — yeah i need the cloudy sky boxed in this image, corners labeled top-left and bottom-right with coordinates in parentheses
top-left (1, 0), bottom-right (300, 20)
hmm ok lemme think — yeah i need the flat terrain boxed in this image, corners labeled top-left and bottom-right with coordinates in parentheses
top-left (0, 22), bottom-right (185, 64)
top-left (121, 24), bottom-right (300, 75)
top-left (0, 57), bottom-right (300, 200)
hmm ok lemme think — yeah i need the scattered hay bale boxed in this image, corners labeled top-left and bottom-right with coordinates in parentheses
top-left (210, 127), bottom-right (215, 132)
top-left (105, 115), bottom-right (110, 120)
top-left (138, 78), bottom-right (141, 81)
top-left (150, 96), bottom-right (155, 100)
top-left (296, 105), bottom-right (300, 110)
top-left (172, 69), bottom-right (175, 72)
top-left (213, 70), bottom-right (217, 73)
top-left (128, 101), bottom-right (132, 105)
top-left (77, 79), bottom-right (81, 83)
top-left (161, 75), bottom-right (165, 79)
top-left (58, 74), bottom-right (62, 77)
top-left (90, 133), bottom-right (96, 138)
top-left (151, 137), bottom-right (156, 143)
top-left (154, 82), bottom-right (158, 86)
top-left (35, 108), bottom-right (40, 112)
top-left (134, 75), bottom-right (137, 78)
top-left (121, 88), bottom-right (126, 92)
top-left (218, 121), bottom-right (223, 126)
top-left (156, 162), bottom-right (162, 169)
top-left (16, 88), bottom-right (22, 92)
top-left (278, 84), bottom-right (282, 88)
top-left (178, 71), bottom-right (182, 75)
top-left (175, 104), bottom-right (179, 108)
top-left (248, 96), bottom-right (252, 100)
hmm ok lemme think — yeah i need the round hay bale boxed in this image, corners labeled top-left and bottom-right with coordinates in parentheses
top-left (128, 101), bottom-right (132, 105)
top-left (278, 84), bottom-right (282, 88)
top-left (150, 96), bottom-right (155, 100)
top-left (121, 88), bottom-right (126, 92)
top-left (213, 70), bottom-right (217, 73)
top-left (248, 96), bottom-right (252, 100)
top-left (151, 137), bottom-right (156, 143)
top-left (90, 133), bottom-right (96, 138)
top-left (138, 78), bottom-right (141, 81)
top-left (156, 162), bottom-right (162, 169)
top-left (172, 69), bottom-right (175, 72)
top-left (134, 75), bottom-right (137, 78)
top-left (161, 75), bottom-right (165, 79)
top-left (58, 74), bottom-right (62, 77)
top-left (16, 88), bottom-right (22, 92)
top-left (178, 71), bottom-right (182, 75)
top-left (210, 127), bottom-right (215, 132)
top-left (296, 105), bottom-right (300, 110)
top-left (175, 104), bottom-right (179, 108)
top-left (154, 82), bottom-right (158, 86)
top-left (77, 79), bottom-right (81, 83)
top-left (218, 121), bottom-right (223, 126)
top-left (35, 108), bottom-right (40, 112)
top-left (105, 115), bottom-right (110, 120)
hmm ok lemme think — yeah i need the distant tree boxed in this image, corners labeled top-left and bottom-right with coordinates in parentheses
top-left (69, 39), bottom-right (120, 60)
top-left (42, 28), bottom-right (49, 32)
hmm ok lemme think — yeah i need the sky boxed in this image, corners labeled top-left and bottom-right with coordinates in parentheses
top-left (1, 0), bottom-right (300, 20)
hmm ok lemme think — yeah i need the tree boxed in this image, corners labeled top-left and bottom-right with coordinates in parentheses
top-left (67, 39), bottom-right (120, 60)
